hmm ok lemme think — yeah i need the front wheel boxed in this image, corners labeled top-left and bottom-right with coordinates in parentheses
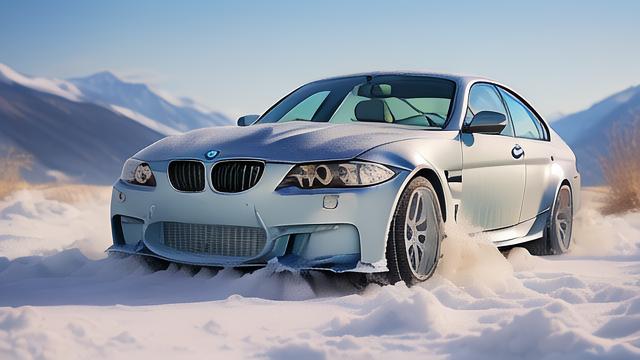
top-left (384, 176), bottom-right (443, 286)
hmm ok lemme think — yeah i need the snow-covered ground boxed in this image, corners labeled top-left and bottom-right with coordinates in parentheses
top-left (0, 187), bottom-right (639, 359)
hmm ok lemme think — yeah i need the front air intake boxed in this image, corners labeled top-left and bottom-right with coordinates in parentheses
top-left (211, 161), bottom-right (264, 193)
top-left (168, 161), bottom-right (206, 192)
top-left (162, 222), bottom-right (267, 258)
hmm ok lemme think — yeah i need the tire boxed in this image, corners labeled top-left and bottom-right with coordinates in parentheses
top-left (524, 184), bottom-right (573, 255)
top-left (383, 176), bottom-right (444, 286)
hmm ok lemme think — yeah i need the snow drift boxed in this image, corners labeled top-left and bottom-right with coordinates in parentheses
top-left (0, 186), bottom-right (639, 359)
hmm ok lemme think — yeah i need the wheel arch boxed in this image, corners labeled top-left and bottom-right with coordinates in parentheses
top-left (545, 177), bottom-right (573, 236)
top-left (384, 165), bottom-right (449, 228)
top-left (380, 165), bottom-right (450, 267)
top-left (554, 178), bottom-right (573, 217)
top-left (412, 168), bottom-right (447, 223)
top-left (379, 165), bottom-right (449, 283)
top-left (554, 178), bottom-right (573, 207)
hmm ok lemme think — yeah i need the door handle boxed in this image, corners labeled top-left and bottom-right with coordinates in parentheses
top-left (511, 144), bottom-right (524, 159)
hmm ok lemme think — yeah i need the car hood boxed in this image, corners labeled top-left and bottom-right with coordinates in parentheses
top-left (135, 121), bottom-right (429, 163)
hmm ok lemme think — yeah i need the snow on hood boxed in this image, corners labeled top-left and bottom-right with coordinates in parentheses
top-left (134, 121), bottom-right (430, 162)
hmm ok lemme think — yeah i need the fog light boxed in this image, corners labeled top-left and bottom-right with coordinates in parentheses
top-left (323, 195), bottom-right (339, 209)
top-left (117, 190), bottom-right (126, 202)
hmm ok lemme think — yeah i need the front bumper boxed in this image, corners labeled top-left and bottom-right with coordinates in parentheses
top-left (109, 161), bottom-right (408, 273)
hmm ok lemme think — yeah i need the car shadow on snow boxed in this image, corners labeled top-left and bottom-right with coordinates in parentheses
top-left (0, 249), bottom-right (365, 307)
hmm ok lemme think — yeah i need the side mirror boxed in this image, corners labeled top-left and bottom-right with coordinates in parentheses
top-left (463, 111), bottom-right (507, 135)
top-left (237, 114), bottom-right (259, 127)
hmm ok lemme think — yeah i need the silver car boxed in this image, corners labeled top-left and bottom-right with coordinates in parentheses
top-left (109, 72), bottom-right (580, 285)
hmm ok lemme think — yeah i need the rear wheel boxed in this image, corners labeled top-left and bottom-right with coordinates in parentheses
top-left (383, 176), bottom-right (443, 286)
top-left (524, 184), bottom-right (573, 255)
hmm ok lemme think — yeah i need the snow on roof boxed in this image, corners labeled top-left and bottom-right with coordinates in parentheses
top-left (314, 71), bottom-right (495, 86)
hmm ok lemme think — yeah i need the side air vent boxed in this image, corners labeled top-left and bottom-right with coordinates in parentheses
top-left (211, 161), bottom-right (264, 193)
top-left (168, 161), bottom-right (206, 192)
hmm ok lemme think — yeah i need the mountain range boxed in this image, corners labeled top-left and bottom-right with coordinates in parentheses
top-left (69, 71), bottom-right (230, 132)
top-left (551, 85), bottom-right (640, 185)
top-left (0, 62), bottom-right (637, 186)
top-left (0, 63), bottom-right (231, 184)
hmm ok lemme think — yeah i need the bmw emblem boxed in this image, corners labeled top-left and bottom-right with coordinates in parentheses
top-left (205, 150), bottom-right (219, 160)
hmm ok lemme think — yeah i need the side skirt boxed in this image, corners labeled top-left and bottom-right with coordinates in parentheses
top-left (483, 209), bottom-right (550, 247)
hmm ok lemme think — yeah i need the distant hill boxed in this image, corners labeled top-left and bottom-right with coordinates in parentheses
top-left (69, 71), bottom-right (231, 132)
top-left (552, 85), bottom-right (640, 185)
top-left (0, 63), bottom-right (231, 184)
top-left (0, 81), bottom-right (163, 184)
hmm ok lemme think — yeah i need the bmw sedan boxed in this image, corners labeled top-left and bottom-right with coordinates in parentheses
top-left (109, 72), bottom-right (580, 285)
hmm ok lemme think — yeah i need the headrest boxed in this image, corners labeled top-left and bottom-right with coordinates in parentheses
top-left (357, 84), bottom-right (393, 98)
top-left (354, 99), bottom-right (394, 123)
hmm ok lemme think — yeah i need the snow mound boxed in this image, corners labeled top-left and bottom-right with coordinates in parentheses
top-left (507, 247), bottom-right (543, 272)
top-left (445, 301), bottom-right (639, 359)
top-left (262, 343), bottom-right (326, 360)
top-left (435, 221), bottom-right (520, 295)
top-left (324, 284), bottom-right (450, 337)
top-left (0, 249), bottom-right (363, 306)
top-left (571, 201), bottom-right (640, 256)
top-left (0, 187), bottom-right (639, 358)
top-left (0, 187), bottom-right (111, 260)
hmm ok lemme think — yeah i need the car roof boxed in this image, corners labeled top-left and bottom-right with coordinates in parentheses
top-left (315, 71), bottom-right (494, 87)
top-left (312, 71), bottom-right (548, 130)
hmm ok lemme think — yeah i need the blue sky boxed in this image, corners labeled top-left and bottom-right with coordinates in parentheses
top-left (1, 0), bottom-right (639, 118)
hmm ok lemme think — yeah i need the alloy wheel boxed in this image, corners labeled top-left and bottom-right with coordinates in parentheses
top-left (554, 186), bottom-right (573, 250)
top-left (403, 187), bottom-right (439, 279)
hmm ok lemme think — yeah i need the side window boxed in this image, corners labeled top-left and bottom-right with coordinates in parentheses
top-left (466, 84), bottom-right (513, 136)
top-left (498, 88), bottom-right (547, 140)
top-left (280, 91), bottom-right (330, 122)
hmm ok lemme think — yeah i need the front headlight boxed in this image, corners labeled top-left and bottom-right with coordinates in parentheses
top-left (278, 161), bottom-right (396, 189)
top-left (120, 159), bottom-right (156, 187)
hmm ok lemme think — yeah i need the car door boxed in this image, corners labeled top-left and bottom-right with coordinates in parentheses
top-left (461, 83), bottom-right (526, 230)
top-left (497, 87), bottom-right (553, 222)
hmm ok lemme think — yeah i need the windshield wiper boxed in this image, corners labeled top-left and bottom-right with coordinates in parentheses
top-left (286, 118), bottom-right (312, 122)
top-left (395, 98), bottom-right (438, 127)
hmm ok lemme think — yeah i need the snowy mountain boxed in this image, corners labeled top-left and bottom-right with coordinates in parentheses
top-left (0, 63), bottom-right (233, 184)
top-left (69, 71), bottom-right (231, 132)
top-left (544, 111), bottom-right (566, 122)
top-left (0, 64), bottom-right (176, 136)
top-left (0, 63), bottom-right (232, 134)
top-left (552, 85), bottom-right (640, 185)
top-left (0, 80), bottom-right (163, 184)
top-left (0, 63), bottom-right (83, 102)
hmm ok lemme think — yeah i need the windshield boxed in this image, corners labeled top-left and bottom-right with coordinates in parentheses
top-left (257, 75), bottom-right (456, 129)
